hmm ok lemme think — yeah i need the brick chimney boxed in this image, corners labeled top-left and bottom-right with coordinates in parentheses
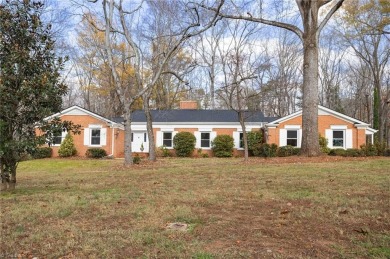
top-left (179, 101), bottom-right (198, 110)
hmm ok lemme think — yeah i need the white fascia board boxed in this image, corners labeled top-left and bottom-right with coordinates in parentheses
top-left (43, 106), bottom-right (121, 128)
top-left (131, 122), bottom-right (265, 128)
top-left (365, 127), bottom-right (378, 134)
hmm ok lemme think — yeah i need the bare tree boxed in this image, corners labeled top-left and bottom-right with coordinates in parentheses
top-left (216, 19), bottom-right (263, 160)
top-left (203, 0), bottom-right (345, 156)
top-left (337, 0), bottom-right (390, 142)
top-left (86, 0), bottom-right (223, 164)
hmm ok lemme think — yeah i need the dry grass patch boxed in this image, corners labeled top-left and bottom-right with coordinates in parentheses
top-left (0, 157), bottom-right (389, 258)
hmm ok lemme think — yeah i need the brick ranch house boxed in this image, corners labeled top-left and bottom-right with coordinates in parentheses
top-left (42, 102), bottom-right (376, 157)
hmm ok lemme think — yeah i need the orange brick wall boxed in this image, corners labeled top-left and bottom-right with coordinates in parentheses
top-left (267, 115), bottom-right (367, 148)
top-left (44, 115), bottom-right (114, 157)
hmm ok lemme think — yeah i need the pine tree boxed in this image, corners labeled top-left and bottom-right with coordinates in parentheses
top-left (58, 134), bottom-right (77, 157)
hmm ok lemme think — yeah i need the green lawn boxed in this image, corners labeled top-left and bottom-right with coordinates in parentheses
top-left (1, 157), bottom-right (389, 258)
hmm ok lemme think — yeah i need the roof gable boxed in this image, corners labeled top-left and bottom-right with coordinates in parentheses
top-left (44, 106), bottom-right (120, 126)
top-left (266, 105), bottom-right (371, 127)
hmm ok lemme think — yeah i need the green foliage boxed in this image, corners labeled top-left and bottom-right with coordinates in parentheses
top-left (344, 149), bottom-right (363, 157)
top-left (158, 146), bottom-right (171, 157)
top-left (85, 148), bottom-right (107, 159)
top-left (277, 145), bottom-right (299, 157)
top-left (256, 143), bottom-right (278, 158)
top-left (319, 134), bottom-right (330, 154)
top-left (58, 134), bottom-right (77, 157)
top-left (384, 149), bottom-right (390, 157)
top-left (328, 149), bottom-right (347, 156)
top-left (133, 154), bottom-right (141, 164)
top-left (173, 132), bottom-right (196, 157)
top-left (360, 143), bottom-right (378, 156)
top-left (31, 147), bottom-right (52, 159)
top-left (211, 135), bottom-right (234, 157)
top-left (0, 1), bottom-right (78, 187)
top-left (202, 153), bottom-right (209, 158)
top-left (247, 131), bottom-right (263, 156)
top-left (374, 141), bottom-right (387, 156)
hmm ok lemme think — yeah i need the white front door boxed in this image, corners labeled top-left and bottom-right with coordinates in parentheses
top-left (132, 132), bottom-right (149, 152)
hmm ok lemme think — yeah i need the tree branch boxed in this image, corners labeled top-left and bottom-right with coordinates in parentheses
top-left (318, 0), bottom-right (345, 34)
top-left (200, 1), bottom-right (303, 42)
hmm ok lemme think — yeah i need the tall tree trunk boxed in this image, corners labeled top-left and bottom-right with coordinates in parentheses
top-left (123, 108), bottom-right (133, 165)
top-left (299, 1), bottom-right (321, 157)
top-left (9, 164), bottom-right (16, 191)
top-left (300, 41), bottom-right (321, 156)
top-left (239, 111), bottom-right (249, 161)
top-left (143, 92), bottom-right (156, 162)
top-left (0, 159), bottom-right (8, 191)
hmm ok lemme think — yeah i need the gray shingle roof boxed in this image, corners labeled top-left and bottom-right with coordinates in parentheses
top-left (112, 110), bottom-right (278, 123)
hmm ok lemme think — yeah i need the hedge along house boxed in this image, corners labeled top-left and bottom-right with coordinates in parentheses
top-left (43, 102), bottom-right (276, 157)
top-left (265, 105), bottom-right (377, 149)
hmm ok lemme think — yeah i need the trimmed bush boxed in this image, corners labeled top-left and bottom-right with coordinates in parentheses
top-left (319, 134), bottom-right (330, 154)
top-left (247, 131), bottom-right (263, 156)
top-left (32, 147), bottom-right (52, 159)
top-left (292, 148), bottom-right (301, 155)
top-left (277, 145), bottom-right (296, 157)
top-left (360, 143), bottom-right (378, 156)
top-left (133, 154), bottom-right (141, 164)
top-left (375, 141), bottom-right (387, 156)
top-left (343, 148), bottom-right (363, 157)
top-left (212, 135), bottom-right (234, 157)
top-left (173, 132), bottom-right (196, 157)
top-left (328, 149), bottom-right (347, 156)
top-left (58, 133), bottom-right (77, 157)
top-left (86, 148), bottom-right (107, 158)
top-left (158, 146), bottom-right (171, 157)
top-left (257, 143), bottom-right (278, 158)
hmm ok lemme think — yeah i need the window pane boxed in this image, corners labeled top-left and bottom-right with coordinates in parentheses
top-left (144, 133), bottom-right (147, 142)
top-left (201, 133), bottom-right (210, 148)
top-left (239, 133), bottom-right (244, 148)
top-left (287, 130), bottom-right (297, 138)
top-left (163, 132), bottom-right (172, 147)
top-left (333, 139), bottom-right (343, 147)
top-left (201, 140), bottom-right (210, 148)
top-left (91, 129), bottom-right (101, 145)
top-left (287, 139), bottom-right (298, 147)
top-left (92, 129), bottom-right (100, 137)
top-left (163, 132), bottom-right (172, 140)
top-left (163, 139), bottom-right (172, 147)
top-left (53, 136), bottom-right (62, 145)
top-left (333, 131), bottom-right (343, 138)
top-left (201, 133), bottom-right (210, 140)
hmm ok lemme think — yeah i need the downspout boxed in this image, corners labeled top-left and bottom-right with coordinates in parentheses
top-left (110, 126), bottom-right (115, 157)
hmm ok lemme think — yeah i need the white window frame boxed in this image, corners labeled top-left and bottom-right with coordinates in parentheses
top-left (51, 129), bottom-right (66, 146)
top-left (286, 130), bottom-right (298, 147)
top-left (332, 130), bottom-right (345, 148)
top-left (84, 124), bottom-right (106, 147)
top-left (239, 132), bottom-right (244, 149)
top-left (90, 128), bottom-right (101, 146)
top-left (162, 132), bottom-right (173, 148)
top-left (200, 132), bottom-right (211, 148)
